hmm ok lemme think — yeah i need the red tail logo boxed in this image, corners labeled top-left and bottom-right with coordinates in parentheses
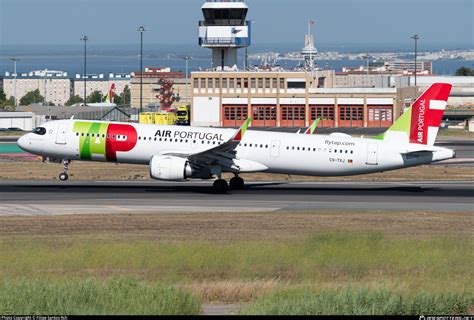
top-left (409, 83), bottom-right (451, 145)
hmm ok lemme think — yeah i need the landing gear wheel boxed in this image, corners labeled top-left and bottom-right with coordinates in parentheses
top-left (213, 179), bottom-right (228, 194)
top-left (229, 176), bottom-right (244, 190)
top-left (59, 159), bottom-right (70, 181)
top-left (59, 172), bottom-right (69, 181)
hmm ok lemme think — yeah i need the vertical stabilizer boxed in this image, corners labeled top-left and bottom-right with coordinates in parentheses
top-left (377, 83), bottom-right (451, 145)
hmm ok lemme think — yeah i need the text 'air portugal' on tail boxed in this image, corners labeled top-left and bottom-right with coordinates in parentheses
top-left (377, 83), bottom-right (452, 146)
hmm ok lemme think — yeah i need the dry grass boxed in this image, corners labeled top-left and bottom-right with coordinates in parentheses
top-left (180, 280), bottom-right (282, 303)
top-left (438, 129), bottom-right (474, 138)
top-left (1, 211), bottom-right (472, 305)
top-left (1, 211), bottom-right (472, 242)
top-left (0, 160), bottom-right (472, 181)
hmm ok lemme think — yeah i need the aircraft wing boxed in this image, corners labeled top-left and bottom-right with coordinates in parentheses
top-left (160, 118), bottom-right (257, 172)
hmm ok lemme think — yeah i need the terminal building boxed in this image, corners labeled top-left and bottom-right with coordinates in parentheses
top-left (191, 70), bottom-right (415, 128)
top-left (191, 0), bottom-right (414, 129)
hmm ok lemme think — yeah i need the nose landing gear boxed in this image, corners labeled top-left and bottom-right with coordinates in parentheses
top-left (59, 159), bottom-right (70, 181)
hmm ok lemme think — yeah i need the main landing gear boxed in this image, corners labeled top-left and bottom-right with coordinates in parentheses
top-left (59, 159), bottom-right (70, 181)
top-left (212, 175), bottom-right (245, 194)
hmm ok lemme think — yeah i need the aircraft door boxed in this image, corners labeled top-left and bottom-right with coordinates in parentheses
top-left (270, 140), bottom-right (280, 158)
top-left (55, 124), bottom-right (68, 145)
top-left (366, 143), bottom-right (378, 165)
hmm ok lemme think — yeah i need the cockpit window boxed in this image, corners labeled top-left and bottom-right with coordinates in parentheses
top-left (32, 127), bottom-right (46, 135)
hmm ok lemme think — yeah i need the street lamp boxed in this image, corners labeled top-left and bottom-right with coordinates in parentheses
top-left (410, 34), bottom-right (420, 87)
top-left (137, 26), bottom-right (146, 114)
top-left (182, 56), bottom-right (191, 104)
top-left (10, 57), bottom-right (20, 107)
top-left (80, 35), bottom-right (88, 105)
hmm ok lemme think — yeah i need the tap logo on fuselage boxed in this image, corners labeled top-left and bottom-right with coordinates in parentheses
top-left (73, 121), bottom-right (138, 161)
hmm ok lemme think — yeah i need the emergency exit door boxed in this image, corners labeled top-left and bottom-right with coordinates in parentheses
top-left (366, 143), bottom-right (378, 165)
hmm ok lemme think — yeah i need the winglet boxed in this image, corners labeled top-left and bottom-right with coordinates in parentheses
top-left (232, 118), bottom-right (252, 141)
top-left (304, 118), bottom-right (320, 135)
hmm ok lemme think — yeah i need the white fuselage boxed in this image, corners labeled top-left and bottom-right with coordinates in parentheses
top-left (18, 119), bottom-right (455, 177)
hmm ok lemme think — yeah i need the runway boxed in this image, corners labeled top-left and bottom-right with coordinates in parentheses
top-left (0, 180), bottom-right (472, 215)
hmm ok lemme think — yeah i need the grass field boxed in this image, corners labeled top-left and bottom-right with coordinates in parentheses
top-left (0, 278), bottom-right (200, 315)
top-left (438, 128), bottom-right (474, 138)
top-left (1, 211), bottom-right (472, 314)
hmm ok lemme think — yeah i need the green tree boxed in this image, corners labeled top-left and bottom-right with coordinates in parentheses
top-left (1, 97), bottom-right (15, 111)
top-left (19, 89), bottom-right (44, 106)
top-left (0, 89), bottom-right (6, 102)
top-left (113, 94), bottom-right (122, 106)
top-left (87, 90), bottom-right (103, 104)
top-left (455, 67), bottom-right (474, 76)
top-left (120, 85), bottom-right (131, 107)
top-left (65, 95), bottom-right (84, 106)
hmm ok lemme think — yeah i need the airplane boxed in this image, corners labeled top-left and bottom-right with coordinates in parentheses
top-left (86, 83), bottom-right (117, 107)
top-left (18, 83), bottom-right (454, 193)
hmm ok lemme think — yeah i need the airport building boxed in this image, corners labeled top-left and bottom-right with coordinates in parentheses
top-left (130, 67), bottom-right (188, 108)
top-left (3, 70), bottom-right (71, 106)
top-left (190, 0), bottom-right (416, 129)
top-left (73, 72), bottom-right (131, 101)
top-left (191, 70), bottom-right (414, 128)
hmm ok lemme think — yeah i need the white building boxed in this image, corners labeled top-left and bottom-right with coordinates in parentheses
top-left (3, 70), bottom-right (71, 106)
top-left (73, 73), bottom-right (131, 101)
top-left (0, 112), bottom-right (36, 130)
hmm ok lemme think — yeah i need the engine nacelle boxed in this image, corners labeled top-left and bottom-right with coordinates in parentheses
top-left (149, 155), bottom-right (193, 181)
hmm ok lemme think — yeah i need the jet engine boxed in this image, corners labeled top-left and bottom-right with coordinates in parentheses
top-left (149, 155), bottom-right (193, 181)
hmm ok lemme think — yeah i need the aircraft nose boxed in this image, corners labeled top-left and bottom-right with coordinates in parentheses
top-left (17, 134), bottom-right (29, 151)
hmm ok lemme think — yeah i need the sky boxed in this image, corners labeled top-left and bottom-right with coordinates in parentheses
top-left (0, 0), bottom-right (473, 48)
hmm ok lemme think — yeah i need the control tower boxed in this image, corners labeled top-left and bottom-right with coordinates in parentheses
top-left (301, 21), bottom-right (318, 70)
top-left (198, 0), bottom-right (251, 70)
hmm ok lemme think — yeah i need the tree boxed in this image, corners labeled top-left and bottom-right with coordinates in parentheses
top-left (1, 97), bottom-right (15, 111)
top-left (0, 89), bottom-right (6, 102)
top-left (121, 85), bottom-right (131, 107)
top-left (87, 90), bottom-right (102, 104)
top-left (19, 89), bottom-right (44, 106)
top-left (455, 67), bottom-right (474, 76)
top-left (65, 95), bottom-right (84, 106)
top-left (113, 94), bottom-right (122, 106)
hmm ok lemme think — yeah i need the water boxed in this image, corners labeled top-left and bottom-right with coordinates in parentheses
top-left (0, 44), bottom-right (472, 76)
